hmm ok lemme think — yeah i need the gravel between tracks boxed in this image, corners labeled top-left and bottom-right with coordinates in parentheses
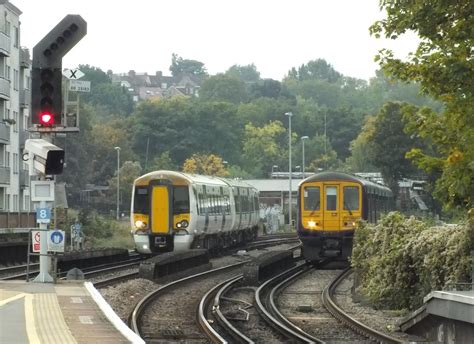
top-left (99, 244), bottom-right (296, 324)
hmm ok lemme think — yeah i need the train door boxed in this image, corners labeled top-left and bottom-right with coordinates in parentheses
top-left (323, 185), bottom-right (340, 230)
top-left (151, 185), bottom-right (170, 233)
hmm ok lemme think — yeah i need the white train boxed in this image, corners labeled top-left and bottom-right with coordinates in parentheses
top-left (130, 170), bottom-right (260, 254)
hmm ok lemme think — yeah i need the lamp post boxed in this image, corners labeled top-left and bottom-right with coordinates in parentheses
top-left (114, 146), bottom-right (121, 220)
top-left (301, 136), bottom-right (309, 178)
top-left (284, 112), bottom-right (293, 230)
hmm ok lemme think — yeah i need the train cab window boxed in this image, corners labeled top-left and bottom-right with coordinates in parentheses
top-left (173, 186), bottom-right (190, 214)
top-left (343, 186), bottom-right (359, 211)
top-left (304, 186), bottom-right (320, 211)
top-left (325, 186), bottom-right (338, 211)
top-left (134, 187), bottom-right (149, 214)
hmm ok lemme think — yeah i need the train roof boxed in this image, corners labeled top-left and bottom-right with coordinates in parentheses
top-left (302, 171), bottom-right (393, 197)
top-left (134, 170), bottom-right (257, 191)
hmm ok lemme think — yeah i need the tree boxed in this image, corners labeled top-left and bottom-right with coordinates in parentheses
top-left (226, 64), bottom-right (260, 83)
top-left (108, 161), bottom-right (142, 212)
top-left (370, 1), bottom-right (474, 209)
top-left (169, 53), bottom-right (208, 77)
top-left (199, 74), bottom-right (248, 104)
top-left (146, 151), bottom-right (177, 173)
top-left (345, 116), bottom-right (378, 172)
top-left (367, 102), bottom-right (424, 197)
top-left (286, 59), bottom-right (342, 83)
top-left (241, 121), bottom-right (288, 177)
top-left (182, 154), bottom-right (228, 176)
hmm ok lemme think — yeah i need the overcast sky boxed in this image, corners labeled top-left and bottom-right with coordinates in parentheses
top-left (14, 0), bottom-right (418, 81)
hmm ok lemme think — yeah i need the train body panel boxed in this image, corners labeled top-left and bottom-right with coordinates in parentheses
top-left (130, 170), bottom-right (259, 254)
top-left (297, 171), bottom-right (393, 261)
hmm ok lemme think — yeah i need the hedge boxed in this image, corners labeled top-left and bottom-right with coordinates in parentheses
top-left (351, 212), bottom-right (472, 310)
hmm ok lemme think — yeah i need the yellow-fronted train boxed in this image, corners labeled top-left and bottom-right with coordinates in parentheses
top-left (297, 171), bottom-right (393, 262)
top-left (130, 170), bottom-right (260, 255)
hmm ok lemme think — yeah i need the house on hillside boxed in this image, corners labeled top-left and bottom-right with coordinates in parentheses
top-left (112, 70), bottom-right (203, 101)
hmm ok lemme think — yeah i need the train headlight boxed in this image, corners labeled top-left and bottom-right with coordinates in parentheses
top-left (176, 220), bottom-right (189, 229)
top-left (307, 220), bottom-right (317, 228)
top-left (135, 220), bottom-right (147, 230)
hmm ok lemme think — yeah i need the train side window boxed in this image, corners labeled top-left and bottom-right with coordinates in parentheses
top-left (304, 186), bottom-right (320, 211)
top-left (343, 186), bottom-right (359, 211)
top-left (325, 186), bottom-right (337, 211)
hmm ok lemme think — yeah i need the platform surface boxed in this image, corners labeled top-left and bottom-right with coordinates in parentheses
top-left (0, 280), bottom-right (142, 343)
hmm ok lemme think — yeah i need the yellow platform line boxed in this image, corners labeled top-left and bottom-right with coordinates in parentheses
top-left (34, 294), bottom-right (77, 344)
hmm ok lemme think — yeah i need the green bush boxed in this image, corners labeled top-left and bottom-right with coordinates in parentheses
top-left (351, 212), bottom-right (472, 310)
top-left (76, 208), bottom-right (134, 249)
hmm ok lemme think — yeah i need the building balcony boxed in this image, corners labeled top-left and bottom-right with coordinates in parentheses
top-left (19, 169), bottom-right (29, 188)
top-left (0, 166), bottom-right (10, 185)
top-left (20, 48), bottom-right (30, 68)
top-left (20, 89), bottom-right (29, 108)
top-left (0, 32), bottom-right (10, 57)
top-left (0, 122), bottom-right (10, 144)
top-left (0, 77), bottom-right (10, 100)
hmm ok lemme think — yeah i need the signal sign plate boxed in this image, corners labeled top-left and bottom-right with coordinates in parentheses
top-left (69, 80), bottom-right (91, 92)
top-left (32, 230), bottom-right (41, 253)
top-left (36, 207), bottom-right (51, 224)
top-left (48, 230), bottom-right (65, 252)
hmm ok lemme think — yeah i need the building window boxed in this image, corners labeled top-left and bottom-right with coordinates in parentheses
top-left (13, 111), bottom-right (18, 132)
top-left (5, 151), bottom-right (10, 167)
top-left (13, 153), bottom-right (18, 174)
top-left (12, 194), bottom-right (17, 211)
top-left (0, 188), bottom-right (4, 210)
top-left (13, 26), bottom-right (18, 48)
top-left (5, 20), bottom-right (10, 36)
top-left (0, 100), bottom-right (4, 120)
top-left (24, 194), bottom-right (30, 211)
top-left (13, 69), bottom-right (18, 90)
top-left (5, 193), bottom-right (10, 211)
top-left (6, 65), bottom-right (10, 80)
top-left (0, 56), bottom-right (4, 78)
top-left (0, 145), bottom-right (4, 166)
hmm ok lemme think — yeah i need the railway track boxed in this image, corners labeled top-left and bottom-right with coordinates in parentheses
top-left (322, 268), bottom-right (404, 344)
top-left (129, 261), bottom-right (248, 342)
top-left (197, 263), bottom-right (407, 343)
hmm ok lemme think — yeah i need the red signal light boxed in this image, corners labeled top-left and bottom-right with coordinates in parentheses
top-left (40, 112), bottom-right (54, 125)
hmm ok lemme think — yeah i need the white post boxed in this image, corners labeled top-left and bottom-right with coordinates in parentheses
top-left (301, 136), bottom-right (309, 178)
top-left (115, 147), bottom-right (121, 220)
top-left (33, 201), bottom-right (53, 283)
top-left (285, 112), bottom-right (293, 230)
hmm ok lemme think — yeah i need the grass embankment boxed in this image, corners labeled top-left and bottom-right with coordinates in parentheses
top-left (351, 212), bottom-right (472, 311)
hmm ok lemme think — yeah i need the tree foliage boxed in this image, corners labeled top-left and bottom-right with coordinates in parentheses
top-left (182, 153), bottom-right (228, 176)
top-left (366, 102), bottom-right (424, 196)
top-left (170, 53), bottom-right (208, 77)
top-left (371, 0), bottom-right (474, 209)
top-left (199, 74), bottom-right (248, 103)
top-left (226, 64), bottom-right (260, 83)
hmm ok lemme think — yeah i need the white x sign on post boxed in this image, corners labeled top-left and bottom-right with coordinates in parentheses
top-left (62, 68), bottom-right (85, 80)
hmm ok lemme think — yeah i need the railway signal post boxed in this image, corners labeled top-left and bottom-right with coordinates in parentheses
top-left (28, 15), bottom-right (87, 283)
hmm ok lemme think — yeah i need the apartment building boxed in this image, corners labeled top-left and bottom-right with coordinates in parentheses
top-left (0, 0), bottom-right (30, 212)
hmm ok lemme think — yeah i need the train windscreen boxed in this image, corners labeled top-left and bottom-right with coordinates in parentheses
top-left (173, 186), bottom-right (190, 214)
top-left (304, 186), bottom-right (320, 211)
top-left (343, 186), bottom-right (359, 211)
top-left (134, 186), bottom-right (149, 214)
